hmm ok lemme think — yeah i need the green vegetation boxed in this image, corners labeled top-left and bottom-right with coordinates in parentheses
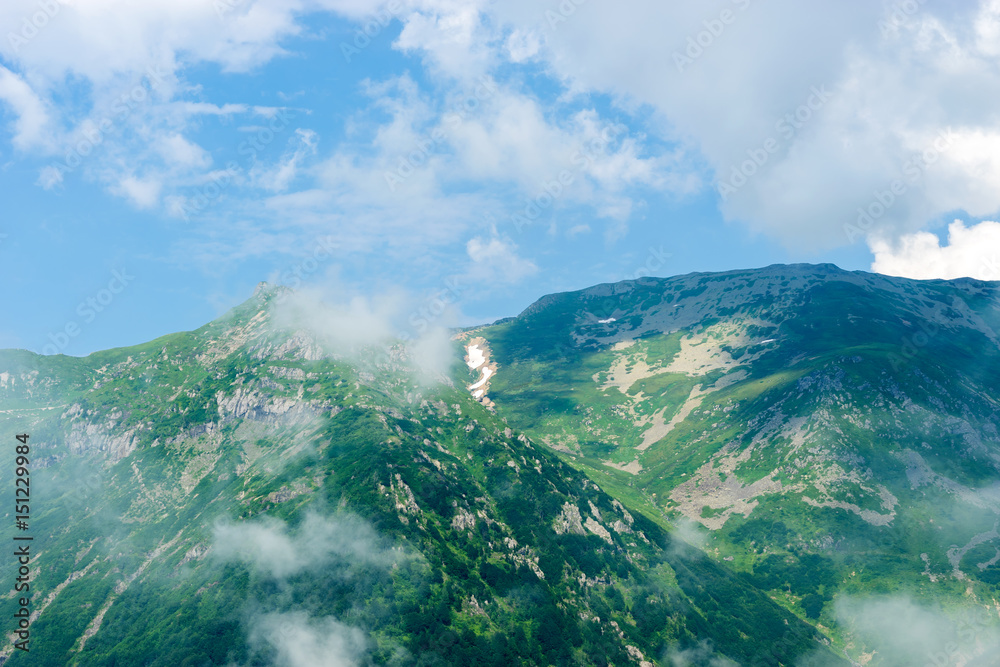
top-left (471, 264), bottom-right (1000, 662)
top-left (5, 265), bottom-right (1000, 665)
top-left (0, 281), bottom-right (846, 665)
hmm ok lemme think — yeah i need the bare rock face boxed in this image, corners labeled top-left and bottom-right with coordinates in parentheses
top-left (553, 501), bottom-right (586, 536)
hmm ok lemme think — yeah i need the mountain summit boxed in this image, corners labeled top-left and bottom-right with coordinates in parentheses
top-left (470, 263), bottom-right (1000, 660)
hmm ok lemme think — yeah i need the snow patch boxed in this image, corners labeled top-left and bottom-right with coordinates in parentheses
top-left (466, 344), bottom-right (486, 370)
top-left (469, 366), bottom-right (493, 390)
top-left (464, 337), bottom-right (497, 405)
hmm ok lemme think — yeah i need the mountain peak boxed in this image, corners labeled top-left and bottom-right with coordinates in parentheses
top-left (248, 281), bottom-right (293, 304)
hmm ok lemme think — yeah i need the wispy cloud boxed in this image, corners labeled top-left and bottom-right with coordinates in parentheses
top-left (212, 510), bottom-right (401, 579)
top-left (831, 594), bottom-right (1000, 666)
top-left (249, 611), bottom-right (369, 667)
top-left (0, 64), bottom-right (52, 150)
top-left (268, 283), bottom-right (458, 381)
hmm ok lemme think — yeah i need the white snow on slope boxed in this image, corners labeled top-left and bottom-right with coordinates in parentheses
top-left (466, 344), bottom-right (486, 370)
top-left (465, 339), bottom-right (498, 405)
top-left (469, 366), bottom-right (493, 390)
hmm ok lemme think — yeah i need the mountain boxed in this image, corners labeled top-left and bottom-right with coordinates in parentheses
top-left (468, 263), bottom-right (1000, 664)
top-left (0, 283), bottom-right (846, 666)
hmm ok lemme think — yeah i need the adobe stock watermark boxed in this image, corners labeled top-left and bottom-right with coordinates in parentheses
top-left (884, 243), bottom-right (998, 372)
top-left (173, 109), bottom-right (293, 219)
top-left (888, 318), bottom-right (941, 373)
top-left (398, 275), bottom-right (466, 342)
top-left (673, 0), bottom-right (752, 73)
top-left (340, 0), bottom-right (404, 63)
top-left (383, 77), bottom-right (498, 192)
top-left (508, 122), bottom-right (628, 233)
top-left (978, 255), bottom-right (1000, 282)
top-left (6, 0), bottom-right (69, 54)
top-left (272, 235), bottom-right (340, 299)
top-left (41, 269), bottom-right (134, 356)
top-left (843, 127), bottom-right (957, 243)
top-left (214, 0), bottom-right (249, 20)
top-left (543, 0), bottom-right (590, 31)
top-left (44, 66), bottom-right (168, 183)
top-left (922, 608), bottom-right (996, 667)
top-left (880, 0), bottom-right (929, 37)
top-left (717, 84), bottom-right (832, 202)
top-left (64, 467), bottom-right (105, 511)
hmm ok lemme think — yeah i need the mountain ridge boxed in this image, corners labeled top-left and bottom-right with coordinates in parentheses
top-left (462, 262), bottom-right (1000, 664)
top-left (0, 269), bottom-right (863, 666)
top-left (3, 264), bottom-right (1000, 664)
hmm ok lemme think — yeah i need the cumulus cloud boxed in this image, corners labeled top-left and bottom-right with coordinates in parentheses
top-left (0, 0), bottom-right (695, 265)
top-left (114, 174), bottom-right (164, 209)
top-left (0, 0), bottom-right (311, 83)
top-left (5, 0), bottom-right (999, 277)
top-left (466, 235), bottom-right (537, 285)
top-left (477, 0), bottom-right (1000, 250)
top-left (870, 220), bottom-right (1000, 280)
top-left (250, 611), bottom-right (369, 667)
top-left (393, 0), bottom-right (496, 80)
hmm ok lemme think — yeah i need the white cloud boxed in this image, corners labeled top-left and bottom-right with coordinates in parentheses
top-left (664, 640), bottom-right (738, 667)
top-left (212, 511), bottom-right (400, 579)
top-left (265, 282), bottom-right (458, 382)
top-left (271, 286), bottom-right (407, 355)
top-left (832, 595), bottom-right (1000, 666)
top-left (393, 0), bottom-right (496, 80)
top-left (504, 28), bottom-right (540, 63)
top-left (255, 128), bottom-right (318, 192)
top-left (466, 235), bottom-right (537, 285)
top-left (250, 611), bottom-right (368, 667)
top-left (114, 174), bottom-right (163, 209)
top-left (0, 0), bottom-right (326, 210)
top-left (5, 0), bottom-right (998, 276)
top-left (0, 65), bottom-right (52, 150)
top-left (156, 133), bottom-right (210, 169)
top-left (975, 0), bottom-right (1000, 57)
top-left (36, 163), bottom-right (63, 189)
top-left (445, 97), bottom-right (679, 201)
top-left (870, 219), bottom-right (1000, 280)
top-left (469, 0), bottom-right (1000, 249)
top-left (0, 0), bottom-right (309, 84)
top-left (669, 516), bottom-right (709, 556)
top-left (2, 0), bottom-right (694, 261)
top-left (281, 74), bottom-right (688, 252)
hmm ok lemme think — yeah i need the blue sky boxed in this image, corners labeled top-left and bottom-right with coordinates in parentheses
top-left (1, 0), bottom-right (999, 356)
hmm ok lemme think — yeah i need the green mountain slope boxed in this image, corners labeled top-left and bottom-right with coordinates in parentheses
top-left (468, 263), bottom-right (1000, 664)
top-left (0, 284), bottom-right (844, 666)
